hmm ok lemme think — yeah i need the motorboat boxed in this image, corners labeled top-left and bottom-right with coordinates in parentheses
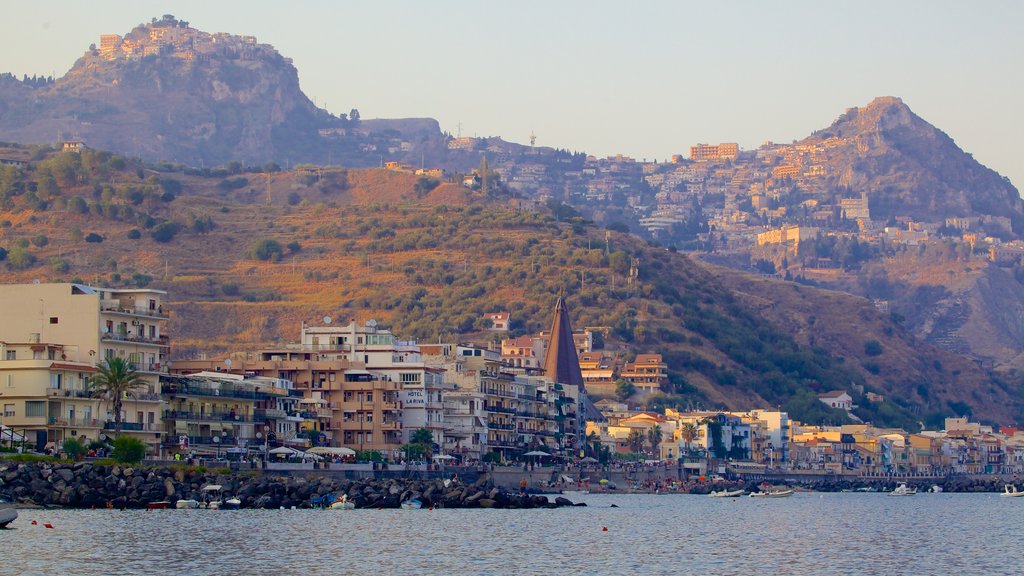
top-left (146, 501), bottom-right (172, 510)
top-left (400, 499), bottom-right (423, 510)
top-left (749, 489), bottom-right (794, 498)
top-left (1001, 484), bottom-right (1024, 498)
top-left (200, 485), bottom-right (224, 509)
top-left (888, 483), bottom-right (917, 496)
top-left (709, 489), bottom-right (746, 498)
top-left (329, 495), bottom-right (355, 510)
top-left (176, 498), bottom-right (199, 509)
top-left (0, 508), bottom-right (17, 528)
top-left (929, 485), bottom-right (943, 494)
top-left (222, 497), bottom-right (242, 510)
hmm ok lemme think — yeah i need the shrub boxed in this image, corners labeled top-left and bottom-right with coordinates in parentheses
top-left (85, 232), bottom-right (104, 243)
top-left (51, 258), bottom-right (70, 273)
top-left (0, 246), bottom-right (6, 261)
top-left (31, 234), bottom-right (49, 247)
top-left (111, 436), bottom-right (147, 464)
top-left (127, 229), bottom-right (142, 239)
top-left (62, 437), bottom-right (87, 461)
top-left (249, 238), bottom-right (283, 261)
top-left (864, 340), bottom-right (883, 357)
top-left (221, 282), bottom-right (240, 296)
top-left (7, 246), bottom-right (36, 270)
top-left (151, 221), bottom-right (181, 243)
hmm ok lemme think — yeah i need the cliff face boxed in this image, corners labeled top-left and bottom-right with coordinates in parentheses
top-left (804, 96), bottom-right (1023, 233)
top-left (0, 18), bottom-right (337, 165)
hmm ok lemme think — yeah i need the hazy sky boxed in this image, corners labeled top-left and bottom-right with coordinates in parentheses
top-left (3, 1), bottom-right (1022, 189)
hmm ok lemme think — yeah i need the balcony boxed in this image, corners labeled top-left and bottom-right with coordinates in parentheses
top-left (161, 383), bottom-right (263, 401)
top-left (162, 410), bottom-right (253, 423)
top-left (101, 332), bottom-right (169, 347)
top-left (484, 405), bottom-right (516, 415)
top-left (489, 423), bottom-right (514, 431)
top-left (49, 416), bottom-right (102, 428)
top-left (254, 408), bottom-right (287, 419)
top-left (483, 388), bottom-right (516, 399)
top-left (46, 388), bottom-right (94, 399)
top-left (103, 421), bottom-right (161, 432)
top-left (100, 300), bottom-right (169, 319)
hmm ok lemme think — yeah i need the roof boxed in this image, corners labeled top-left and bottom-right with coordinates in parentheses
top-left (542, 297), bottom-right (584, 391)
top-left (818, 390), bottom-right (850, 399)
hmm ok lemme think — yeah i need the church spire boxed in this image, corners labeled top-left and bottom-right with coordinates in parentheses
top-left (543, 296), bottom-right (584, 391)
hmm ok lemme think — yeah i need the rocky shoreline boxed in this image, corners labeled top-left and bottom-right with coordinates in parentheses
top-left (0, 461), bottom-right (584, 510)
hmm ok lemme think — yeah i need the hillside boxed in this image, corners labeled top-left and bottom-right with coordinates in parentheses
top-left (0, 144), bottom-right (1019, 428)
top-left (802, 96), bottom-right (1023, 233)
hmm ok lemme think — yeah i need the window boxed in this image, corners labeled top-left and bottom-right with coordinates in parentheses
top-left (25, 401), bottom-right (45, 418)
top-left (49, 317), bottom-right (58, 324)
top-left (5, 350), bottom-right (14, 360)
top-left (3, 404), bottom-right (13, 417)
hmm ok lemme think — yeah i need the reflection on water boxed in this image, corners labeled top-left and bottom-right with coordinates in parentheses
top-left (4, 493), bottom-right (1023, 575)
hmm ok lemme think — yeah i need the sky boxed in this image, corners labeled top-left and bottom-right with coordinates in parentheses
top-left (3, 1), bottom-right (1023, 189)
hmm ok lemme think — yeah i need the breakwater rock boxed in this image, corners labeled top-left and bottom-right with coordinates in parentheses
top-left (0, 461), bottom-right (582, 510)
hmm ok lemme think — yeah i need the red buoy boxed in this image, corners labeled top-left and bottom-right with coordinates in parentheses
top-left (31, 520), bottom-right (38, 525)
top-left (44, 523), bottom-right (54, 529)
top-left (602, 527), bottom-right (608, 531)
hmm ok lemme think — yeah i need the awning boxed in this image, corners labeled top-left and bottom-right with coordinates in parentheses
top-left (306, 446), bottom-right (356, 456)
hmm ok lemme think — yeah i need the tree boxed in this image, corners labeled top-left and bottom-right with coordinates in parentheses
top-left (150, 221), bottom-right (181, 243)
top-left (647, 425), bottom-right (663, 456)
top-left (89, 357), bottom-right (149, 435)
top-left (615, 378), bottom-right (636, 401)
top-left (111, 436), bottom-right (146, 464)
top-left (6, 245), bottom-right (36, 270)
top-left (627, 428), bottom-right (645, 454)
top-left (679, 423), bottom-right (698, 455)
top-left (409, 427), bottom-right (434, 458)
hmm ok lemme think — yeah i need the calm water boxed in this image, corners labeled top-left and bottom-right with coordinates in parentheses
top-left (3, 492), bottom-right (1022, 575)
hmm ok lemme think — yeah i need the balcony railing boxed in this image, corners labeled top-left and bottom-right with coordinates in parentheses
top-left (162, 383), bottom-right (265, 401)
top-left (100, 300), bottom-right (168, 319)
top-left (101, 332), bottom-right (169, 347)
top-left (254, 408), bottom-right (287, 419)
top-left (49, 417), bottom-right (102, 428)
top-left (163, 410), bottom-right (252, 423)
top-left (47, 388), bottom-right (94, 399)
top-left (484, 405), bottom-right (516, 415)
top-left (104, 421), bottom-right (161, 432)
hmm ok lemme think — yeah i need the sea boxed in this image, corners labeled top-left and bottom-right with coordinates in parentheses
top-left (2, 492), bottom-right (1021, 575)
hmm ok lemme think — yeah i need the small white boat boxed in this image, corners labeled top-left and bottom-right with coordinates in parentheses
top-left (330, 495), bottom-right (355, 510)
top-left (400, 499), bottom-right (423, 510)
top-left (0, 508), bottom-right (17, 528)
top-left (222, 497), bottom-right (241, 510)
top-left (200, 485), bottom-right (224, 509)
top-left (175, 499), bottom-right (199, 509)
top-left (709, 489), bottom-right (746, 498)
top-left (929, 485), bottom-right (943, 493)
top-left (888, 483), bottom-right (917, 496)
top-left (1001, 484), bottom-right (1024, 498)
top-left (749, 489), bottom-right (793, 498)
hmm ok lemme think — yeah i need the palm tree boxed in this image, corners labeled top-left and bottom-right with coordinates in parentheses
top-left (90, 357), bottom-right (149, 435)
top-left (679, 423), bottom-right (698, 455)
top-left (647, 425), bottom-right (663, 457)
top-left (627, 429), bottom-right (645, 454)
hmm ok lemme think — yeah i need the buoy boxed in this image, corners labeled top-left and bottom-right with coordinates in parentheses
top-left (31, 520), bottom-right (38, 525)
top-left (602, 527), bottom-right (608, 531)
top-left (44, 523), bottom-right (54, 529)
top-left (377, 507), bottom-right (382, 510)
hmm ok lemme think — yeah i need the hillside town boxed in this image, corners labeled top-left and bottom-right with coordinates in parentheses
top-left (2, 281), bottom-right (1021, 479)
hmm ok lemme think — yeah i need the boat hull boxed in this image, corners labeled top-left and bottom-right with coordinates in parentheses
top-left (0, 508), bottom-right (17, 528)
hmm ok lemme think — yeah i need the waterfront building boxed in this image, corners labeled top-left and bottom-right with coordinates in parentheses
top-left (619, 354), bottom-right (668, 394)
top-left (0, 283), bottom-right (168, 451)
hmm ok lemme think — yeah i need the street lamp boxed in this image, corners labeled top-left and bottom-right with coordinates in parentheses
top-left (213, 434), bottom-right (221, 459)
top-left (263, 424), bottom-right (270, 467)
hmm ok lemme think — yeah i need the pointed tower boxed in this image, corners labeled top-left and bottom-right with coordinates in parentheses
top-left (543, 296), bottom-right (584, 391)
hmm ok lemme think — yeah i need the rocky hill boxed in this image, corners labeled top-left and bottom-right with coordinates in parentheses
top-left (802, 96), bottom-right (1023, 233)
top-left (0, 144), bottom-right (1019, 428)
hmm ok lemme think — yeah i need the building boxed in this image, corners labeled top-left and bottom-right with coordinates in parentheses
top-left (482, 312), bottom-right (510, 332)
top-left (501, 335), bottom-right (544, 369)
top-left (0, 283), bottom-right (169, 452)
top-left (690, 143), bottom-right (739, 162)
top-left (818, 390), bottom-right (854, 412)
top-left (620, 354), bottom-right (668, 393)
top-left (840, 194), bottom-right (871, 220)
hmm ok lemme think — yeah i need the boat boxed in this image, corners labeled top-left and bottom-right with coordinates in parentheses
top-left (175, 499), bottom-right (199, 509)
top-left (222, 497), bottom-right (242, 510)
top-left (709, 489), bottom-right (746, 498)
top-left (749, 489), bottom-right (793, 498)
top-left (888, 483), bottom-right (917, 496)
top-left (400, 498), bottom-right (423, 510)
top-left (0, 508), bottom-right (17, 528)
top-left (929, 485), bottom-right (943, 494)
top-left (200, 485), bottom-right (224, 509)
top-left (1001, 484), bottom-right (1024, 498)
top-left (146, 501), bottom-right (172, 510)
top-left (329, 495), bottom-right (355, 510)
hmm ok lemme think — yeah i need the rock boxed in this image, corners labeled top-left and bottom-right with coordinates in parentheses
top-left (478, 499), bottom-right (496, 508)
top-left (554, 497), bottom-right (573, 507)
top-left (56, 468), bottom-right (75, 483)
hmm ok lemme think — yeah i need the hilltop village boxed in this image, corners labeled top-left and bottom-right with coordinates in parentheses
top-left (1, 281), bottom-right (1021, 479)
